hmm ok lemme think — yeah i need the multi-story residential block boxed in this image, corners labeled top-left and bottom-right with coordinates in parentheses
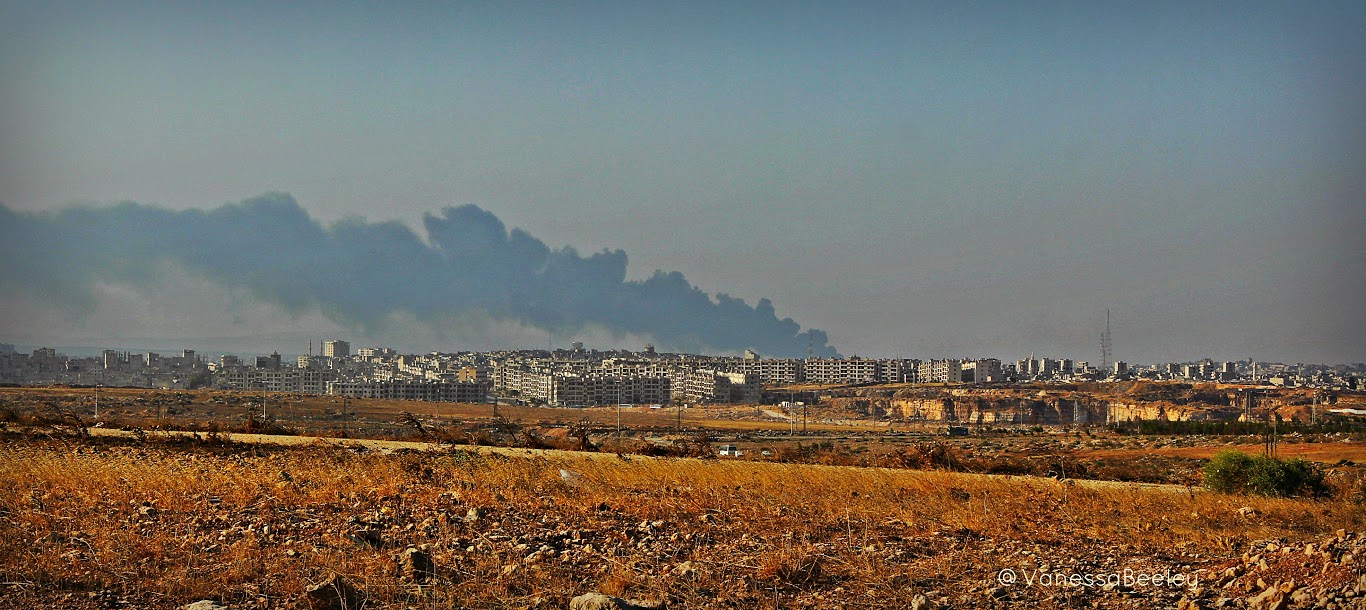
top-left (216, 365), bottom-right (335, 394)
top-left (925, 359), bottom-right (964, 383)
top-left (254, 352), bottom-right (282, 370)
top-left (965, 358), bottom-right (1002, 383)
top-left (681, 370), bottom-right (760, 403)
top-left (328, 379), bottom-right (489, 403)
top-left (323, 340), bottom-right (350, 359)
top-left (734, 358), bottom-right (805, 385)
top-left (803, 358), bottom-right (881, 384)
top-left (548, 374), bottom-right (671, 407)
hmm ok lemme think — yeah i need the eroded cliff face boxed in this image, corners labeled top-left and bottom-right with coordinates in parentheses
top-left (822, 383), bottom-right (1328, 423)
top-left (886, 395), bottom-right (1106, 424)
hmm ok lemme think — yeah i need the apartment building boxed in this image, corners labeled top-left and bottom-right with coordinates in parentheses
top-left (217, 366), bottom-right (334, 394)
top-left (802, 358), bottom-right (881, 384)
top-left (327, 379), bottom-right (489, 403)
top-left (682, 370), bottom-right (761, 404)
top-left (925, 359), bottom-right (964, 383)
top-left (964, 358), bottom-right (1002, 383)
top-left (322, 340), bottom-right (351, 359)
top-left (548, 374), bottom-right (671, 407)
top-left (735, 358), bottom-right (805, 385)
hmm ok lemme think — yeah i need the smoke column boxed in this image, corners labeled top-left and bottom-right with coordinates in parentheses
top-left (0, 193), bottom-right (839, 357)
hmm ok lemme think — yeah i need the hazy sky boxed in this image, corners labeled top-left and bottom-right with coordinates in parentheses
top-left (1, 1), bottom-right (1363, 363)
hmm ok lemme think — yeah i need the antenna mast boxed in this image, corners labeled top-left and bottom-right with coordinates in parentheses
top-left (1100, 309), bottom-right (1112, 373)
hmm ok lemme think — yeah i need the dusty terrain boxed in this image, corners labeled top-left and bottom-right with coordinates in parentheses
top-left (1, 385), bottom-right (1364, 608)
top-left (2, 431), bottom-right (1364, 609)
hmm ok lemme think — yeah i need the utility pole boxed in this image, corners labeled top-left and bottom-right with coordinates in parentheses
top-left (788, 387), bottom-right (796, 436)
top-left (616, 377), bottom-right (623, 439)
top-left (1265, 410), bottom-right (1279, 458)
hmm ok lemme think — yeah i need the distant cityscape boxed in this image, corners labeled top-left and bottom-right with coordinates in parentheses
top-left (2, 340), bottom-right (1361, 408)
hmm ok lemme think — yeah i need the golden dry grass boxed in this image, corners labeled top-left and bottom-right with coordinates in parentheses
top-left (0, 386), bottom-right (877, 435)
top-left (1078, 442), bottom-right (1366, 463)
top-left (1, 431), bottom-right (1363, 609)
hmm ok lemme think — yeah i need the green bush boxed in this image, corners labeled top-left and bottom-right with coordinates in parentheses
top-left (1203, 450), bottom-right (1328, 498)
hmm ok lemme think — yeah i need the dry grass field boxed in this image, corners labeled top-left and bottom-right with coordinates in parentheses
top-left (0, 386), bottom-right (875, 437)
top-left (1, 430), bottom-right (1364, 609)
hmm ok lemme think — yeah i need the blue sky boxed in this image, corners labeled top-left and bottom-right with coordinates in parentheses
top-left (1, 1), bottom-right (1362, 363)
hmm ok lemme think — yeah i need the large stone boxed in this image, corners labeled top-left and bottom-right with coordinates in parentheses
top-left (1246, 585), bottom-right (1287, 610)
top-left (397, 547), bottom-right (434, 583)
top-left (669, 561), bottom-right (696, 578)
top-left (184, 602), bottom-right (230, 610)
top-left (568, 592), bottom-right (662, 610)
top-left (347, 527), bottom-right (385, 549)
top-left (303, 574), bottom-right (366, 610)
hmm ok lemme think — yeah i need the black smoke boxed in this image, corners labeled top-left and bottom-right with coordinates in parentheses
top-left (0, 194), bottom-right (839, 357)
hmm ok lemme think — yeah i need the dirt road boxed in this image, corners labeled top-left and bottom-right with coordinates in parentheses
top-left (83, 426), bottom-right (1196, 494)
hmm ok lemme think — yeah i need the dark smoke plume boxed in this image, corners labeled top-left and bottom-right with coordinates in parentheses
top-left (0, 194), bottom-right (838, 357)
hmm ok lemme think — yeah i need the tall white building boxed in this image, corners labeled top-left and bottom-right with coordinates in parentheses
top-left (323, 340), bottom-right (351, 359)
top-left (922, 359), bottom-right (964, 383)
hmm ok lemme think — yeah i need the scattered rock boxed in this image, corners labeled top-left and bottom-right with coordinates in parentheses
top-left (347, 528), bottom-right (384, 549)
top-left (303, 574), bottom-right (365, 610)
top-left (396, 547), bottom-right (434, 583)
top-left (569, 593), bottom-right (662, 610)
top-left (1246, 585), bottom-right (1286, 610)
top-left (184, 601), bottom-right (229, 610)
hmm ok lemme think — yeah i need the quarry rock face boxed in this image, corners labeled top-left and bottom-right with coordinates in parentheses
top-left (824, 382), bottom-right (1311, 424)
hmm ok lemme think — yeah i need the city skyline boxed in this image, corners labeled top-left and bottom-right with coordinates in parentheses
top-left (4, 338), bottom-right (1361, 371)
top-left (2, 2), bottom-right (1363, 363)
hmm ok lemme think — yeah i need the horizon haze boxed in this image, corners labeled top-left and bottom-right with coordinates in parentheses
top-left (1, 2), bottom-right (1363, 363)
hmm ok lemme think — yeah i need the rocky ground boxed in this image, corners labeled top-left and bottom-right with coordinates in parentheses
top-left (1, 433), bottom-right (1363, 609)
